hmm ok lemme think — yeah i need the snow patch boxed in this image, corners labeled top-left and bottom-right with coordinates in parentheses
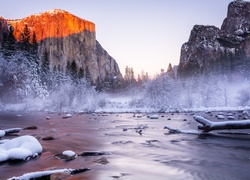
top-left (0, 135), bottom-right (42, 162)
top-left (149, 114), bottom-right (159, 119)
top-left (0, 130), bottom-right (5, 137)
top-left (217, 115), bottom-right (225, 119)
top-left (8, 169), bottom-right (71, 180)
top-left (62, 150), bottom-right (76, 157)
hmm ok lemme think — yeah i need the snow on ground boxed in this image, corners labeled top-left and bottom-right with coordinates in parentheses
top-left (0, 130), bottom-right (5, 137)
top-left (7, 169), bottom-right (72, 180)
top-left (0, 135), bottom-right (42, 162)
top-left (0, 93), bottom-right (250, 113)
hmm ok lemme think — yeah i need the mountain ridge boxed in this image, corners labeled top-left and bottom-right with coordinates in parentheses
top-left (1, 9), bottom-right (123, 85)
top-left (177, 0), bottom-right (250, 79)
top-left (7, 9), bottom-right (95, 42)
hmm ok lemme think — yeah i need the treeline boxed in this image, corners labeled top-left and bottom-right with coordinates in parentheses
top-left (0, 24), bottom-right (96, 106)
top-left (178, 48), bottom-right (250, 81)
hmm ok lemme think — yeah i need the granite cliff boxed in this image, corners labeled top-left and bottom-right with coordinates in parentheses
top-left (178, 0), bottom-right (250, 79)
top-left (5, 9), bottom-right (123, 84)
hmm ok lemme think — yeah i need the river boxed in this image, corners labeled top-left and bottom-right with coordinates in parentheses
top-left (0, 111), bottom-right (250, 180)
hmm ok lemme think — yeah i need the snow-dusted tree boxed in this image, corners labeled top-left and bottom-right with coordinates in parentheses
top-left (166, 63), bottom-right (175, 79)
top-left (1, 27), bottom-right (16, 58)
top-left (30, 32), bottom-right (38, 58)
top-left (124, 66), bottom-right (136, 84)
top-left (20, 24), bottom-right (31, 53)
top-left (237, 81), bottom-right (250, 106)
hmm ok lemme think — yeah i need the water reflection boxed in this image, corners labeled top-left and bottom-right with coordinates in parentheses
top-left (0, 112), bottom-right (250, 179)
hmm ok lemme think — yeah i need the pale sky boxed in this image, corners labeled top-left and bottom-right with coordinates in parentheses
top-left (0, 0), bottom-right (244, 76)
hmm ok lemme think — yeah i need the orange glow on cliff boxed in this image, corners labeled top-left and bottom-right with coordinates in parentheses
top-left (7, 9), bottom-right (95, 42)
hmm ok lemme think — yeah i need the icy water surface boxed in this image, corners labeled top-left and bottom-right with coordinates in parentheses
top-left (0, 111), bottom-right (250, 180)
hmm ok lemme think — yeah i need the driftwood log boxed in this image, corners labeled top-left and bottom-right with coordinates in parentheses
top-left (4, 128), bottom-right (21, 135)
top-left (193, 115), bottom-right (250, 132)
top-left (8, 168), bottom-right (90, 180)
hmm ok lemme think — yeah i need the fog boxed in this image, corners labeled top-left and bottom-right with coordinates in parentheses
top-left (0, 52), bottom-right (250, 113)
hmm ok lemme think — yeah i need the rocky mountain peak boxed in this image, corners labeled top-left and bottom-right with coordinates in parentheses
top-left (177, 0), bottom-right (250, 79)
top-left (221, 0), bottom-right (250, 35)
top-left (7, 9), bottom-right (95, 42)
top-left (43, 9), bottom-right (69, 15)
top-left (2, 10), bottom-right (122, 85)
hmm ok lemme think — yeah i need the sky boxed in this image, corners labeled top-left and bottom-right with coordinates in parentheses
top-left (0, 0), bottom-right (245, 77)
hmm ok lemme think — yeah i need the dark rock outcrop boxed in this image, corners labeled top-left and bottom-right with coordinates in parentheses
top-left (178, 25), bottom-right (222, 77)
top-left (5, 9), bottom-right (123, 84)
top-left (0, 17), bottom-right (8, 44)
top-left (178, 0), bottom-right (250, 79)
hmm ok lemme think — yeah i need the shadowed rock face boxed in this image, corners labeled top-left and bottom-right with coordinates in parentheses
top-left (221, 0), bottom-right (250, 34)
top-left (178, 0), bottom-right (250, 78)
top-left (0, 17), bottom-right (8, 43)
top-left (178, 25), bottom-right (222, 77)
top-left (6, 9), bottom-right (123, 84)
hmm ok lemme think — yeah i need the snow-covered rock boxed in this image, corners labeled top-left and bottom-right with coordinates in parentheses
top-left (4, 128), bottom-right (21, 134)
top-left (217, 115), bottom-right (225, 119)
top-left (137, 114), bottom-right (143, 118)
top-left (149, 114), bottom-right (159, 119)
top-left (0, 130), bottom-right (5, 138)
top-left (227, 115), bottom-right (235, 120)
top-left (62, 114), bottom-right (72, 118)
top-left (62, 150), bottom-right (76, 157)
top-left (54, 150), bottom-right (77, 161)
top-left (0, 135), bottom-right (42, 162)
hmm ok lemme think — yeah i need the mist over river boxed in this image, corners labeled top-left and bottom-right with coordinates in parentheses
top-left (1, 111), bottom-right (250, 180)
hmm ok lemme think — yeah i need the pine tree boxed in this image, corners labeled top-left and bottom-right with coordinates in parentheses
top-left (66, 61), bottom-right (71, 76)
top-left (40, 48), bottom-right (51, 88)
top-left (85, 66), bottom-right (91, 82)
top-left (41, 48), bottom-right (50, 73)
top-left (65, 60), bottom-right (79, 81)
top-left (1, 27), bottom-right (16, 57)
top-left (70, 60), bottom-right (77, 80)
top-left (31, 32), bottom-right (38, 55)
top-left (124, 66), bottom-right (135, 84)
top-left (79, 67), bottom-right (84, 79)
top-left (167, 63), bottom-right (175, 78)
top-left (20, 24), bottom-right (31, 52)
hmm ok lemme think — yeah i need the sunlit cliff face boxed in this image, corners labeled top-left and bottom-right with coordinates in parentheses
top-left (4, 9), bottom-right (123, 84)
top-left (7, 9), bottom-right (95, 42)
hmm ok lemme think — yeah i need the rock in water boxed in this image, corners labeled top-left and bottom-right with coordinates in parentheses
top-left (79, 151), bottom-right (111, 156)
top-left (62, 114), bottom-right (72, 119)
top-left (50, 172), bottom-right (70, 180)
top-left (42, 136), bottom-right (55, 141)
top-left (217, 115), bottom-right (225, 119)
top-left (23, 126), bottom-right (38, 130)
top-left (54, 150), bottom-right (77, 161)
top-left (150, 114), bottom-right (159, 119)
top-left (93, 157), bottom-right (109, 165)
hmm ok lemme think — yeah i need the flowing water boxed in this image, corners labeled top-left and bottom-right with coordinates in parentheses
top-left (0, 111), bottom-right (250, 180)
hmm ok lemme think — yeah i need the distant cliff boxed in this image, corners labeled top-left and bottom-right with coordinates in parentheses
top-left (178, 0), bottom-right (250, 79)
top-left (5, 9), bottom-right (123, 84)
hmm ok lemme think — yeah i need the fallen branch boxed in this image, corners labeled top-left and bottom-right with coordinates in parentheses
top-left (4, 128), bottom-right (22, 135)
top-left (164, 126), bottom-right (203, 135)
top-left (0, 128), bottom-right (22, 138)
top-left (8, 168), bottom-right (90, 180)
top-left (194, 115), bottom-right (250, 132)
